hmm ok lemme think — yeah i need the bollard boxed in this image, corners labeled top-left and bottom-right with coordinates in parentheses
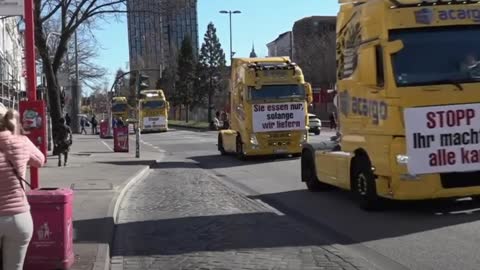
top-left (136, 127), bottom-right (141, 158)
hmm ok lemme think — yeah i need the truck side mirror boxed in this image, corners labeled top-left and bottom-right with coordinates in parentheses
top-left (305, 83), bottom-right (313, 104)
top-left (358, 46), bottom-right (378, 87)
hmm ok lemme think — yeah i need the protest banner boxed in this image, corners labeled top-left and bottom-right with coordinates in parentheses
top-left (252, 102), bottom-right (306, 133)
top-left (405, 103), bottom-right (480, 174)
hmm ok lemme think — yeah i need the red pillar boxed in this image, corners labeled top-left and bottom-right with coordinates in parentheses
top-left (24, 0), bottom-right (39, 189)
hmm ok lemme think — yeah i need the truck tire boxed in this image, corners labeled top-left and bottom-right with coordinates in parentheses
top-left (301, 151), bottom-right (330, 191)
top-left (351, 156), bottom-right (381, 211)
top-left (236, 136), bottom-right (246, 161)
top-left (314, 129), bottom-right (320, 135)
top-left (218, 135), bottom-right (226, 155)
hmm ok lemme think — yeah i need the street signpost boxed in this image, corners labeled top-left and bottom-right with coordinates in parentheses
top-left (0, 0), bottom-right (24, 16)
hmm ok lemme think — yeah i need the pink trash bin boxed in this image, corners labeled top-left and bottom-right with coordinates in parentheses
top-left (24, 188), bottom-right (74, 270)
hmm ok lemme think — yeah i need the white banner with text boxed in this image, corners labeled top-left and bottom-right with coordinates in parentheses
top-left (405, 103), bottom-right (480, 175)
top-left (252, 102), bottom-right (305, 133)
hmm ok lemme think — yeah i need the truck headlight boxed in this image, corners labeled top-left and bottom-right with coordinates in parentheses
top-left (250, 134), bottom-right (259, 146)
top-left (396, 154), bottom-right (409, 164)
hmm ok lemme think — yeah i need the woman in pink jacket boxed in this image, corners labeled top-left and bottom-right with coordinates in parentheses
top-left (0, 104), bottom-right (45, 270)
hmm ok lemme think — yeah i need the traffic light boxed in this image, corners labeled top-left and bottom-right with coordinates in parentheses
top-left (137, 73), bottom-right (149, 95)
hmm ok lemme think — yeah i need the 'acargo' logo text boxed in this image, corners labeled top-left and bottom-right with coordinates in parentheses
top-left (438, 9), bottom-right (480, 23)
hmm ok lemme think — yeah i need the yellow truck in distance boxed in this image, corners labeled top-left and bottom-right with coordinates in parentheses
top-left (218, 57), bottom-right (313, 159)
top-left (301, 0), bottom-right (480, 210)
top-left (138, 89), bottom-right (170, 133)
top-left (111, 96), bottom-right (130, 121)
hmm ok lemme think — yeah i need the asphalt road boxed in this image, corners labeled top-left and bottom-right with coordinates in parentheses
top-left (138, 128), bottom-right (480, 270)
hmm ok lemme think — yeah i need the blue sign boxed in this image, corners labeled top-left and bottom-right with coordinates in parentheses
top-left (415, 8), bottom-right (434, 25)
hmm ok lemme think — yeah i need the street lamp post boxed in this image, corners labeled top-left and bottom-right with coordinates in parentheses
top-left (219, 10), bottom-right (241, 117)
top-left (219, 10), bottom-right (241, 60)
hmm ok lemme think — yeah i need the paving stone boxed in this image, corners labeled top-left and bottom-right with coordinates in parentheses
top-left (112, 159), bottom-right (367, 270)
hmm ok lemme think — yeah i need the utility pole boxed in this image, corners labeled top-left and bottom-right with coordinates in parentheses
top-left (219, 10), bottom-right (242, 61)
top-left (72, 19), bottom-right (80, 133)
top-left (24, 0), bottom-right (39, 188)
top-left (219, 10), bottom-right (241, 118)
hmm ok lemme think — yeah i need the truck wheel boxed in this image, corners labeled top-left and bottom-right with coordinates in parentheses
top-left (302, 151), bottom-right (329, 191)
top-left (351, 156), bottom-right (381, 211)
top-left (218, 135), bottom-right (226, 155)
top-left (236, 136), bottom-right (246, 161)
top-left (314, 129), bottom-right (320, 135)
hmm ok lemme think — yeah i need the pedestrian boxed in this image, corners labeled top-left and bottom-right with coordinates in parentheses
top-left (53, 118), bottom-right (73, 167)
top-left (222, 112), bottom-right (229, 129)
top-left (0, 103), bottom-right (45, 270)
top-left (91, 115), bottom-right (98, 135)
top-left (117, 117), bottom-right (125, 128)
top-left (65, 113), bottom-right (71, 127)
top-left (210, 111), bottom-right (221, 130)
top-left (80, 117), bottom-right (87, 134)
top-left (329, 111), bottom-right (337, 130)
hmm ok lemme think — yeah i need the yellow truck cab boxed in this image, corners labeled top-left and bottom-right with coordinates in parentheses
top-left (218, 57), bottom-right (313, 159)
top-left (111, 96), bottom-right (130, 121)
top-left (301, 0), bottom-right (480, 210)
top-left (138, 89), bottom-right (170, 132)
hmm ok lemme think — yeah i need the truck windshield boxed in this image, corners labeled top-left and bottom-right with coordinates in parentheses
top-left (390, 26), bottom-right (480, 87)
top-left (248, 85), bottom-right (305, 100)
top-left (112, 103), bottom-right (128, 112)
top-left (141, 100), bottom-right (165, 110)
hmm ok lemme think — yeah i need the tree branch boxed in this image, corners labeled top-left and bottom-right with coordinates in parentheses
top-left (40, 0), bottom-right (63, 23)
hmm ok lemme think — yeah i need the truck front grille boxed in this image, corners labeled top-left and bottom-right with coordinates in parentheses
top-left (440, 171), bottom-right (480, 189)
top-left (267, 141), bottom-right (291, 146)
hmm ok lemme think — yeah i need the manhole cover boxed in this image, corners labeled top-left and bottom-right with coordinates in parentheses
top-left (71, 182), bottom-right (113, 190)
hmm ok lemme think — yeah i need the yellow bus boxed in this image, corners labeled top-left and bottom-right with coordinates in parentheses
top-left (111, 96), bottom-right (129, 121)
top-left (138, 89), bottom-right (169, 132)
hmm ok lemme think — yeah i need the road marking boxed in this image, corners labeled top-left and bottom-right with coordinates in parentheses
top-left (253, 199), bottom-right (285, 216)
top-left (101, 140), bottom-right (114, 151)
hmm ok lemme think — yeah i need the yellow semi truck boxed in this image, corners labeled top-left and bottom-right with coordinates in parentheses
top-left (111, 96), bottom-right (130, 121)
top-left (301, 0), bottom-right (480, 210)
top-left (218, 57), bottom-right (313, 159)
top-left (138, 89), bottom-right (170, 132)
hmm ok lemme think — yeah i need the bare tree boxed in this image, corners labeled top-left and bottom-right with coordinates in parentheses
top-left (89, 82), bottom-right (109, 114)
top-left (34, 0), bottom-right (130, 138)
top-left (44, 17), bottom-right (107, 91)
top-left (113, 68), bottom-right (130, 97)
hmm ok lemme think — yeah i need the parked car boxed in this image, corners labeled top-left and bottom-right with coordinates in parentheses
top-left (307, 113), bottom-right (321, 135)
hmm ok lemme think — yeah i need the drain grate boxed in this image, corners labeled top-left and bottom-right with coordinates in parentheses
top-left (71, 182), bottom-right (113, 190)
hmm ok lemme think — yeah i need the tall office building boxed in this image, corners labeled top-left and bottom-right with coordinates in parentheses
top-left (127, 0), bottom-right (198, 85)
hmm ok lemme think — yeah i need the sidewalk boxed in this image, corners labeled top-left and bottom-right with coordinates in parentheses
top-left (26, 134), bottom-right (163, 270)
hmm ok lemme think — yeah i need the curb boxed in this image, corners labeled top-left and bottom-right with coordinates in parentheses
top-left (91, 166), bottom-right (151, 270)
top-left (111, 166), bottom-right (151, 224)
top-left (168, 124), bottom-right (210, 131)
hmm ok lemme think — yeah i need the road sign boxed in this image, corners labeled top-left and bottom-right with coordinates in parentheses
top-left (0, 0), bottom-right (24, 16)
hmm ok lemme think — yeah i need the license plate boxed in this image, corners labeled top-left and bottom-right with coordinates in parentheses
top-left (274, 149), bottom-right (288, 154)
